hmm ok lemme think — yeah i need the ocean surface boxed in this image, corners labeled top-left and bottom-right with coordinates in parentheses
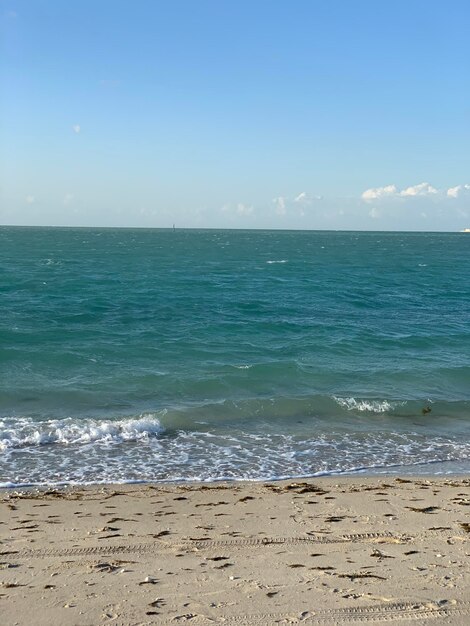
top-left (1, 227), bottom-right (470, 487)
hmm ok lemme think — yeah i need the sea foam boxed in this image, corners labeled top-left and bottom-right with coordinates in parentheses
top-left (333, 397), bottom-right (401, 413)
top-left (0, 414), bottom-right (164, 450)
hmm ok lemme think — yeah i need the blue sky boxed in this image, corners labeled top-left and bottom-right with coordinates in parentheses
top-left (1, 0), bottom-right (469, 229)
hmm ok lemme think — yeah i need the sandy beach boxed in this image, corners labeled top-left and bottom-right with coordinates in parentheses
top-left (1, 476), bottom-right (469, 625)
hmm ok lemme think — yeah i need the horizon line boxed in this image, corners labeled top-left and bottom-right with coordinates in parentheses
top-left (0, 224), bottom-right (467, 234)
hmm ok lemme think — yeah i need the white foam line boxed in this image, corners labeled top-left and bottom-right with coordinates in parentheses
top-left (0, 414), bottom-right (164, 450)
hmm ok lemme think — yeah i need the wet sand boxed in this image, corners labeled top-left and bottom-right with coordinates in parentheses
top-left (1, 476), bottom-right (469, 625)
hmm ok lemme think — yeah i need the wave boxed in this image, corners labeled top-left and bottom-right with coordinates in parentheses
top-left (0, 414), bottom-right (164, 451)
top-left (154, 394), bottom-right (470, 428)
top-left (333, 397), bottom-right (405, 413)
top-left (2, 395), bottom-right (468, 448)
top-left (1, 427), bottom-right (469, 487)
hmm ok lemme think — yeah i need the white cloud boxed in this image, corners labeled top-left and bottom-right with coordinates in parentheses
top-left (294, 192), bottom-right (308, 203)
top-left (447, 186), bottom-right (460, 198)
top-left (361, 182), bottom-right (460, 202)
top-left (400, 182), bottom-right (437, 197)
top-left (447, 184), bottom-right (470, 198)
top-left (72, 124), bottom-right (81, 134)
top-left (63, 193), bottom-right (74, 205)
top-left (208, 183), bottom-right (470, 230)
top-left (236, 203), bottom-right (253, 216)
top-left (272, 196), bottom-right (287, 215)
top-left (361, 185), bottom-right (397, 201)
top-left (25, 195), bottom-right (35, 204)
top-left (218, 203), bottom-right (254, 216)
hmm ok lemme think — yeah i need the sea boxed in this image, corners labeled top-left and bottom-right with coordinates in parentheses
top-left (1, 227), bottom-right (469, 487)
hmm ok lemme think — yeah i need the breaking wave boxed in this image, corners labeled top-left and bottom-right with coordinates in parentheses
top-left (0, 414), bottom-right (164, 451)
top-left (334, 397), bottom-right (403, 413)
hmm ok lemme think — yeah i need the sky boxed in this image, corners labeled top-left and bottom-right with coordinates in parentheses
top-left (1, 0), bottom-right (469, 230)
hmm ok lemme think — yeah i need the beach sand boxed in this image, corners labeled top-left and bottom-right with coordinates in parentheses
top-left (1, 477), bottom-right (469, 625)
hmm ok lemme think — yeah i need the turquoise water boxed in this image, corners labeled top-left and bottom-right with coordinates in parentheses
top-left (1, 227), bottom-right (469, 485)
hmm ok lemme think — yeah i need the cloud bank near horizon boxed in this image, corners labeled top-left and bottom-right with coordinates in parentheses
top-left (2, 181), bottom-right (469, 230)
top-left (361, 182), bottom-right (470, 201)
top-left (214, 182), bottom-right (469, 230)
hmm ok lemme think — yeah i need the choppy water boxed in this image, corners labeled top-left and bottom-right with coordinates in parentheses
top-left (1, 227), bottom-right (469, 486)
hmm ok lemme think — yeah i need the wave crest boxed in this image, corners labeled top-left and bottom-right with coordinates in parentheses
top-left (0, 414), bottom-right (164, 450)
top-left (334, 397), bottom-right (400, 413)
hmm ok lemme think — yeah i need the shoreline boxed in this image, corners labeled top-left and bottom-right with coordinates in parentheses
top-left (2, 470), bottom-right (470, 492)
top-left (2, 464), bottom-right (470, 492)
top-left (1, 475), bottom-right (469, 625)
